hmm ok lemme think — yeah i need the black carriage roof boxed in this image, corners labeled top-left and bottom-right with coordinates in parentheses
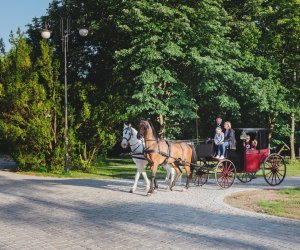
top-left (234, 128), bottom-right (268, 132)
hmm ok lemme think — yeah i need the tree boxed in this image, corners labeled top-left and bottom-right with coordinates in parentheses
top-left (0, 35), bottom-right (51, 170)
top-left (223, 0), bottom-right (290, 146)
top-left (114, 0), bottom-right (199, 138)
top-left (258, 0), bottom-right (300, 158)
top-left (35, 40), bottom-right (65, 170)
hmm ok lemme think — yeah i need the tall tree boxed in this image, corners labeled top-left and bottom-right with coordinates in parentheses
top-left (35, 40), bottom-right (64, 170)
top-left (0, 35), bottom-right (51, 170)
top-left (114, 0), bottom-right (199, 138)
top-left (224, 0), bottom-right (289, 144)
top-left (259, 0), bottom-right (300, 157)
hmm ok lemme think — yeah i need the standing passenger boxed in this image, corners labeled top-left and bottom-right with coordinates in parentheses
top-left (210, 115), bottom-right (224, 140)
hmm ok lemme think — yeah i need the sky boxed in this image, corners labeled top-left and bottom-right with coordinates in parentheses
top-left (0, 0), bottom-right (52, 51)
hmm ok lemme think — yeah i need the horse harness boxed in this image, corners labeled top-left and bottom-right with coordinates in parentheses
top-left (143, 138), bottom-right (175, 163)
top-left (122, 127), bottom-right (146, 160)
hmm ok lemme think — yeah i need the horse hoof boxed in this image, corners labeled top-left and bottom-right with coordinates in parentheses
top-left (146, 186), bottom-right (150, 192)
top-left (182, 187), bottom-right (188, 192)
top-left (147, 190), bottom-right (154, 196)
top-left (129, 189), bottom-right (134, 193)
top-left (147, 189), bottom-right (154, 195)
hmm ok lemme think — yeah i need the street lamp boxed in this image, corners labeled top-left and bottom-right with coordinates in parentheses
top-left (41, 18), bottom-right (88, 172)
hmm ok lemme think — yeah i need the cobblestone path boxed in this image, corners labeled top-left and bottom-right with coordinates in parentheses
top-left (0, 171), bottom-right (299, 249)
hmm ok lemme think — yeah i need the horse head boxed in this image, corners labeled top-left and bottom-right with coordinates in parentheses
top-left (137, 119), bottom-right (150, 140)
top-left (121, 123), bottom-right (133, 149)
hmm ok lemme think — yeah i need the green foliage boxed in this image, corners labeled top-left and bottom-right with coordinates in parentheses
top-left (0, 0), bottom-right (299, 172)
top-left (0, 36), bottom-right (51, 170)
top-left (69, 82), bottom-right (125, 172)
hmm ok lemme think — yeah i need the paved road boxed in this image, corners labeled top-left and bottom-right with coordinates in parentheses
top-left (0, 171), bottom-right (299, 250)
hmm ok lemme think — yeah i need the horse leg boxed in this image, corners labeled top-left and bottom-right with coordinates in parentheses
top-left (170, 167), bottom-right (176, 187)
top-left (165, 165), bottom-right (170, 186)
top-left (154, 177), bottom-right (158, 190)
top-left (141, 171), bottom-right (150, 192)
top-left (130, 170), bottom-right (141, 193)
top-left (164, 164), bottom-right (172, 189)
top-left (148, 163), bottom-right (158, 194)
top-left (183, 163), bottom-right (191, 191)
top-left (170, 162), bottom-right (182, 191)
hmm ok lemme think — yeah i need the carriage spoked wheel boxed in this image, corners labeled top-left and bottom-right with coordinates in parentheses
top-left (193, 167), bottom-right (209, 186)
top-left (237, 172), bottom-right (256, 183)
top-left (215, 159), bottom-right (236, 189)
top-left (263, 153), bottom-right (286, 186)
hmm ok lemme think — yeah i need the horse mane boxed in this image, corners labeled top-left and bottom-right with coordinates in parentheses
top-left (131, 127), bottom-right (138, 136)
top-left (147, 119), bottom-right (158, 140)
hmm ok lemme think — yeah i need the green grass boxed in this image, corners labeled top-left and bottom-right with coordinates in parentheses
top-left (17, 158), bottom-right (300, 180)
top-left (257, 188), bottom-right (300, 219)
top-left (18, 157), bottom-right (169, 180)
top-left (257, 201), bottom-right (285, 214)
top-left (253, 161), bottom-right (300, 177)
top-left (285, 162), bottom-right (300, 176)
top-left (279, 187), bottom-right (300, 196)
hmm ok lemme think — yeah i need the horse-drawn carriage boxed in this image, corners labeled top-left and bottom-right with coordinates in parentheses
top-left (122, 119), bottom-right (287, 194)
top-left (193, 128), bottom-right (286, 189)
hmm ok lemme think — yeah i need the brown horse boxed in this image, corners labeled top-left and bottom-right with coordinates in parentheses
top-left (137, 118), bottom-right (197, 194)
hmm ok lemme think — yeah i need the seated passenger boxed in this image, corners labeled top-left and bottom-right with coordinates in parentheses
top-left (223, 121), bottom-right (236, 155)
top-left (214, 127), bottom-right (224, 159)
top-left (251, 139), bottom-right (258, 150)
top-left (244, 134), bottom-right (251, 150)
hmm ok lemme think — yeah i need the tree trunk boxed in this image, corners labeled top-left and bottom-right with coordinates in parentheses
top-left (290, 66), bottom-right (297, 161)
top-left (158, 114), bottom-right (165, 139)
top-left (290, 112), bottom-right (296, 161)
top-left (268, 115), bottom-right (276, 150)
top-left (195, 107), bottom-right (199, 142)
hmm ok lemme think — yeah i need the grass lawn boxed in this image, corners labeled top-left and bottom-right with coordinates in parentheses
top-left (254, 161), bottom-right (300, 177)
top-left (18, 157), bottom-right (170, 180)
top-left (225, 188), bottom-right (300, 220)
top-left (284, 162), bottom-right (300, 176)
top-left (17, 157), bottom-right (299, 179)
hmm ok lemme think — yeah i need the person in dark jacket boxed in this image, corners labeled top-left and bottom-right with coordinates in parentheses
top-left (209, 115), bottom-right (224, 140)
top-left (222, 121), bottom-right (236, 155)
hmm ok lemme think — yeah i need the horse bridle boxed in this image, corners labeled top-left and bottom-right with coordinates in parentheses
top-left (122, 127), bottom-right (133, 143)
top-left (138, 120), bottom-right (157, 142)
top-left (137, 120), bottom-right (168, 160)
top-left (122, 127), bottom-right (142, 152)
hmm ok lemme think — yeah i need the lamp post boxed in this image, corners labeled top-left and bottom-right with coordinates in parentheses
top-left (41, 18), bottom-right (88, 172)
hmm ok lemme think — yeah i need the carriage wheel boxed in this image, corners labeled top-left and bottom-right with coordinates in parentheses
top-left (193, 168), bottom-right (209, 186)
top-left (215, 160), bottom-right (236, 189)
top-left (263, 154), bottom-right (286, 186)
top-left (237, 172), bottom-right (256, 183)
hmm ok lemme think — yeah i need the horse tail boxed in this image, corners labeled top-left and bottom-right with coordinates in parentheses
top-left (186, 144), bottom-right (197, 180)
top-left (190, 145), bottom-right (198, 163)
top-left (188, 144), bottom-right (198, 168)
